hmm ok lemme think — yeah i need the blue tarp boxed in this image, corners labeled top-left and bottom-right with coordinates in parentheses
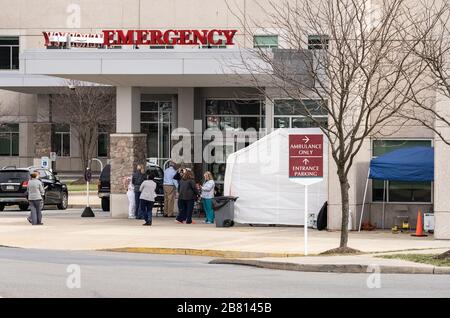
top-left (369, 147), bottom-right (434, 182)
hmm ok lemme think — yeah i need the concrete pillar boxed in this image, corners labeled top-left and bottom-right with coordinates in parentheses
top-left (177, 88), bottom-right (195, 131)
top-left (327, 138), bottom-right (371, 231)
top-left (116, 87), bottom-right (141, 134)
top-left (434, 96), bottom-right (450, 239)
top-left (110, 87), bottom-right (147, 218)
top-left (265, 97), bottom-right (274, 133)
top-left (33, 94), bottom-right (52, 158)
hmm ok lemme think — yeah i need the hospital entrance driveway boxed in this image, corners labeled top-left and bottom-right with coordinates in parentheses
top-left (0, 209), bottom-right (449, 255)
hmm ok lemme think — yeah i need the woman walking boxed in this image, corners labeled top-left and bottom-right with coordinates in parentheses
top-left (176, 169), bottom-right (199, 224)
top-left (200, 171), bottom-right (215, 224)
top-left (139, 172), bottom-right (157, 226)
top-left (27, 172), bottom-right (45, 225)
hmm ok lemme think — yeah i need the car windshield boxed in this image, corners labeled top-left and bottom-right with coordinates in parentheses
top-left (0, 171), bottom-right (30, 183)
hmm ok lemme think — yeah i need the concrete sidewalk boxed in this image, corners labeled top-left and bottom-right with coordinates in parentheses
top-left (68, 193), bottom-right (100, 208)
top-left (1, 210), bottom-right (449, 257)
top-left (210, 251), bottom-right (450, 274)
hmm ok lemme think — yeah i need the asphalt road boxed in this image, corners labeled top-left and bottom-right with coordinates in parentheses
top-left (0, 248), bottom-right (449, 298)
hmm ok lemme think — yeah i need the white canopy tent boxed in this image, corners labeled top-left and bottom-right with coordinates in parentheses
top-left (223, 128), bottom-right (328, 225)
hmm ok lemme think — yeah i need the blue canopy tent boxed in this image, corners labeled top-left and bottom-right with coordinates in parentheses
top-left (358, 147), bottom-right (434, 231)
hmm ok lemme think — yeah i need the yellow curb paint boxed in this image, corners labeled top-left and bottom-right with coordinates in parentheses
top-left (100, 247), bottom-right (305, 259)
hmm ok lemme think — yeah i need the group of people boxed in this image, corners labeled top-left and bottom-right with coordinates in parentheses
top-left (23, 161), bottom-right (217, 227)
top-left (125, 161), bottom-right (216, 226)
top-left (123, 164), bottom-right (157, 225)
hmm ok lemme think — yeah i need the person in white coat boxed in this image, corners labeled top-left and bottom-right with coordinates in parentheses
top-left (124, 176), bottom-right (135, 219)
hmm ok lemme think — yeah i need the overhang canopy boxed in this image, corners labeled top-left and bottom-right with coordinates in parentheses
top-left (369, 147), bottom-right (434, 182)
top-left (16, 48), bottom-right (271, 87)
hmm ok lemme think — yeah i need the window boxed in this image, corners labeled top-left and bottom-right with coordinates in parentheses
top-left (253, 35), bottom-right (278, 48)
top-left (205, 100), bottom-right (265, 196)
top-left (0, 37), bottom-right (19, 70)
top-left (308, 35), bottom-right (329, 50)
top-left (0, 124), bottom-right (19, 156)
top-left (97, 125), bottom-right (110, 158)
top-left (372, 140), bottom-right (433, 203)
top-left (206, 100), bottom-right (265, 130)
top-left (274, 99), bottom-right (328, 128)
top-left (372, 140), bottom-right (432, 157)
top-left (53, 124), bottom-right (70, 157)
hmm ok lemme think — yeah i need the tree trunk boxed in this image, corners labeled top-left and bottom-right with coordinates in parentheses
top-left (79, 133), bottom-right (88, 171)
top-left (339, 175), bottom-right (351, 249)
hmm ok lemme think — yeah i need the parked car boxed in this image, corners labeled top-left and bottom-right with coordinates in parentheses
top-left (98, 163), bottom-right (164, 212)
top-left (0, 167), bottom-right (69, 211)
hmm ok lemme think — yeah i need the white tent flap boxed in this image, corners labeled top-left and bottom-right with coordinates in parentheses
top-left (224, 128), bottom-right (328, 225)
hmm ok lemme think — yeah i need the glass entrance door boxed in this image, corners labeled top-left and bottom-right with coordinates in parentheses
top-left (141, 100), bottom-right (173, 167)
top-left (204, 99), bottom-right (265, 195)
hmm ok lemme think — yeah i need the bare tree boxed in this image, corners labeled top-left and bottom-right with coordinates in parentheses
top-left (51, 81), bottom-right (115, 172)
top-left (404, 0), bottom-right (450, 260)
top-left (400, 0), bottom-right (450, 141)
top-left (229, 0), bottom-right (435, 252)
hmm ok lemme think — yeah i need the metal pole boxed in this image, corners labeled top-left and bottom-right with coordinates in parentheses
top-left (358, 168), bottom-right (370, 232)
top-left (382, 180), bottom-right (386, 229)
top-left (304, 185), bottom-right (308, 256)
top-left (87, 160), bottom-right (91, 209)
top-left (87, 180), bottom-right (90, 208)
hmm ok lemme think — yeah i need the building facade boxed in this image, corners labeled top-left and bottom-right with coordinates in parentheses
top-left (0, 0), bottom-right (449, 238)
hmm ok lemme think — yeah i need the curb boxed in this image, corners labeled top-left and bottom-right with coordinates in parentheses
top-left (209, 259), bottom-right (450, 275)
top-left (67, 205), bottom-right (101, 209)
top-left (101, 247), bottom-right (304, 259)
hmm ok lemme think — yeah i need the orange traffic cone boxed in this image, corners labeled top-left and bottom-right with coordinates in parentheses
top-left (411, 210), bottom-right (427, 237)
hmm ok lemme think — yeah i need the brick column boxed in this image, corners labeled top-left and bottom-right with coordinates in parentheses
top-left (109, 134), bottom-right (147, 218)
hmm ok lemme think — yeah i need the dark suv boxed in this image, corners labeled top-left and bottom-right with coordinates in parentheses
top-left (98, 163), bottom-right (164, 212)
top-left (0, 167), bottom-right (69, 211)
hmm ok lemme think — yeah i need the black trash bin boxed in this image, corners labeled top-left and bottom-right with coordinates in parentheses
top-left (213, 196), bottom-right (238, 227)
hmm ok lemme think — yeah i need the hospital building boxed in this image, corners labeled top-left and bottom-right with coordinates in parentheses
top-left (0, 0), bottom-right (449, 239)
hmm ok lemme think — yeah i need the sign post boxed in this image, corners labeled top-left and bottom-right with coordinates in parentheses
top-left (81, 167), bottom-right (95, 217)
top-left (49, 152), bottom-right (57, 172)
top-left (40, 156), bottom-right (50, 169)
top-left (289, 134), bottom-right (324, 256)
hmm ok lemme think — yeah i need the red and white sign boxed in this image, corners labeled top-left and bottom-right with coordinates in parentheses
top-left (103, 29), bottom-right (237, 46)
top-left (289, 134), bottom-right (324, 179)
top-left (43, 32), bottom-right (104, 48)
top-left (43, 29), bottom-right (237, 48)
